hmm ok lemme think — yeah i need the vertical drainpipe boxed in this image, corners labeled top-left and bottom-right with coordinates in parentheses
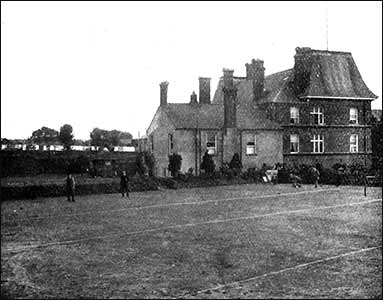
top-left (195, 128), bottom-right (198, 176)
top-left (239, 130), bottom-right (242, 162)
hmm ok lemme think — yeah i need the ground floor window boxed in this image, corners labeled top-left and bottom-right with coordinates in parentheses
top-left (206, 132), bottom-right (217, 155)
top-left (290, 134), bottom-right (299, 153)
top-left (350, 134), bottom-right (358, 152)
top-left (311, 134), bottom-right (324, 153)
top-left (246, 134), bottom-right (256, 155)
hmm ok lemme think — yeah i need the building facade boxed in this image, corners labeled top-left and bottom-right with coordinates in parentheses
top-left (147, 47), bottom-right (378, 176)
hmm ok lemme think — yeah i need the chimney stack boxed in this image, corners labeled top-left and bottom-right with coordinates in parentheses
top-left (245, 59), bottom-right (265, 101)
top-left (190, 91), bottom-right (198, 104)
top-left (159, 81), bottom-right (169, 106)
top-left (198, 77), bottom-right (211, 104)
top-left (293, 47), bottom-right (313, 96)
top-left (222, 69), bottom-right (237, 129)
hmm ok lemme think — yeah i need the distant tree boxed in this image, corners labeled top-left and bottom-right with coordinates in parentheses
top-left (371, 114), bottom-right (383, 176)
top-left (136, 152), bottom-right (149, 176)
top-left (90, 128), bottom-right (132, 151)
top-left (31, 126), bottom-right (59, 145)
top-left (168, 153), bottom-right (182, 178)
top-left (200, 151), bottom-right (215, 175)
top-left (90, 128), bottom-right (105, 149)
top-left (59, 124), bottom-right (74, 150)
top-left (143, 151), bottom-right (155, 177)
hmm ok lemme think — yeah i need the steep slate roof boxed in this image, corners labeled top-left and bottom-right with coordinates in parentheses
top-left (156, 48), bottom-right (377, 131)
top-left (297, 50), bottom-right (377, 99)
top-left (212, 49), bottom-right (377, 104)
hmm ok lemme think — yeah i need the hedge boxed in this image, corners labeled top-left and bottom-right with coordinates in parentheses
top-left (1, 176), bottom-right (159, 201)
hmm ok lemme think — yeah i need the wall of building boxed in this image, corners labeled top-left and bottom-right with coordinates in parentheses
top-left (240, 130), bottom-right (283, 169)
top-left (147, 110), bottom-right (175, 177)
top-left (284, 153), bottom-right (371, 169)
top-left (260, 99), bottom-right (373, 167)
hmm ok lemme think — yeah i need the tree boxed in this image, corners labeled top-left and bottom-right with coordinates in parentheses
top-left (168, 153), bottom-right (182, 178)
top-left (31, 126), bottom-right (59, 145)
top-left (90, 128), bottom-right (133, 151)
top-left (90, 128), bottom-right (105, 149)
top-left (59, 124), bottom-right (74, 150)
top-left (200, 151), bottom-right (215, 175)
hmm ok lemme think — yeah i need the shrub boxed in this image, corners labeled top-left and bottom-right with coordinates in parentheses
top-left (229, 153), bottom-right (243, 176)
top-left (200, 151), bottom-right (215, 175)
top-left (168, 153), bottom-right (182, 178)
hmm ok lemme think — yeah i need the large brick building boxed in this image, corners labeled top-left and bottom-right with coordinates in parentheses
top-left (147, 47), bottom-right (378, 177)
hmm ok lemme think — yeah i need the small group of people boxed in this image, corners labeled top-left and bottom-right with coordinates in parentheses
top-left (289, 164), bottom-right (321, 188)
top-left (65, 170), bottom-right (130, 201)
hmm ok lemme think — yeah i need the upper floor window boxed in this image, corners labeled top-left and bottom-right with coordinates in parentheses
top-left (350, 134), bottom-right (358, 153)
top-left (206, 132), bottom-right (217, 155)
top-left (290, 107), bottom-right (299, 124)
top-left (311, 134), bottom-right (324, 153)
top-left (290, 134), bottom-right (299, 153)
top-left (168, 134), bottom-right (174, 154)
top-left (310, 107), bottom-right (324, 125)
top-left (246, 134), bottom-right (256, 155)
top-left (350, 108), bottom-right (358, 124)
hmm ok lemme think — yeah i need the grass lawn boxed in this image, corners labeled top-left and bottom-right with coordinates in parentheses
top-left (1, 183), bottom-right (381, 299)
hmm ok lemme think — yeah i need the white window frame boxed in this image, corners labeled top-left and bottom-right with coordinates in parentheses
top-left (311, 134), bottom-right (324, 153)
top-left (310, 107), bottom-right (324, 125)
top-left (350, 134), bottom-right (358, 153)
top-left (206, 132), bottom-right (217, 155)
top-left (290, 134), bottom-right (299, 153)
top-left (290, 107), bottom-right (300, 124)
top-left (246, 134), bottom-right (256, 155)
top-left (350, 108), bottom-right (358, 124)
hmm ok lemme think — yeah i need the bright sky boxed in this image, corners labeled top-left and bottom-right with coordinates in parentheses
top-left (1, 1), bottom-right (382, 140)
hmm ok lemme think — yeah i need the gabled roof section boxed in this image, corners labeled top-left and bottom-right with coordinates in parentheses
top-left (212, 70), bottom-right (296, 104)
top-left (157, 101), bottom-right (280, 130)
top-left (161, 103), bottom-right (223, 129)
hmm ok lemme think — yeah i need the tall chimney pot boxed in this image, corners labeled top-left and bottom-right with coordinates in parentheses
top-left (159, 81), bottom-right (169, 106)
top-left (246, 59), bottom-right (265, 101)
top-left (198, 77), bottom-right (211, 104)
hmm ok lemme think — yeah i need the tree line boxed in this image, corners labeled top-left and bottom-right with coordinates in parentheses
top-left (3, 125), bottom-right (133, 151)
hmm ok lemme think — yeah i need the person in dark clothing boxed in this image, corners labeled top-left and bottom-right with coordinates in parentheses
top-left (120, 171), bottom-right (129, 198)
top-left (335, 164), bottom-right (345, 187)
top-left (66, 173), bottom-right (75, 202)
top-left (311, 166), bottom-right (320, 188)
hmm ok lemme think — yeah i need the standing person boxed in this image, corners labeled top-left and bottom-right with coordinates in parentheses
top-left (120, 171), bottom-right (129, 198)
top-left (66, 173), bottom-right (75, 202)
top-left (336, 164), bottom-right (345, 187)
top-left (311, 166), bottom-right (320, 188)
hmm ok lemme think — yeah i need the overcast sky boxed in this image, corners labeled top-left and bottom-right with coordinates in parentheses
top-left (1, 1), bottom-right (382, 140)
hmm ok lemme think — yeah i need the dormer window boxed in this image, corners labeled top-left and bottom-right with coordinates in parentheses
top-left (310, 107), bottom-right (324, 125)
top-left (350, 108), bottom-right (358, 124)
top-left (290, 107), bottom-right (299, 124)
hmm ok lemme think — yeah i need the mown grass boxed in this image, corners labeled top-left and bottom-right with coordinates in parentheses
top-left (1, 184), bottom-right (381, 299)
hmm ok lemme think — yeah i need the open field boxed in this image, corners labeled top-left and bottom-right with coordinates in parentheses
top-left (1, 183), bottom-right (382, 299)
